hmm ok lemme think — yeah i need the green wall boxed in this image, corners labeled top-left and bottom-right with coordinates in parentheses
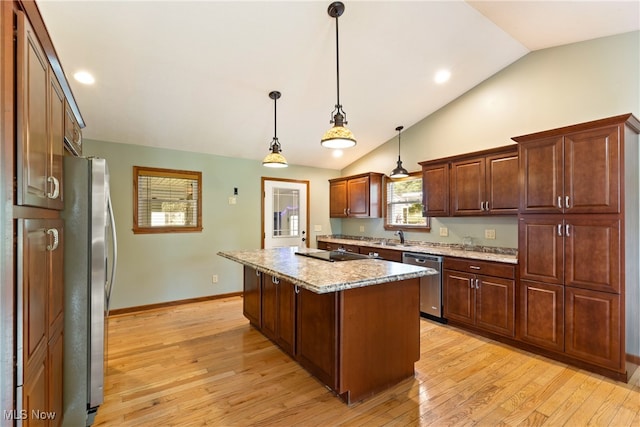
top-left (341, 31), bottom-right (640, 249)
top-left (84, 140), bottom-right (340, 310)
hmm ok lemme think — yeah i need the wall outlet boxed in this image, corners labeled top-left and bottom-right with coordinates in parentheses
top-left (314, 225), bottom-right (322, 232)
top-left (228, 196), bottom-right (237, 205)
top-left (211, 274), bottom-right (218, 283)
top-left (359, 226), bottom-right (365, 232)
top-left (439, 227), bottom-right (449, 237)
top-left (485, 229), bottom-right (496, 239)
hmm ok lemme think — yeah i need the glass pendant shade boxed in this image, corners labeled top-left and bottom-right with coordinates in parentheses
top-left (263, 91), bottom-right (288, 168)
top-left (390, 125), bottom-right (409, 178)
top-left (322, 2), bottom-right (356, 149)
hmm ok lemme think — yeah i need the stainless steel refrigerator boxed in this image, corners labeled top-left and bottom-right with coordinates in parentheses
top-left (62, 157), bottom-right (117, 427)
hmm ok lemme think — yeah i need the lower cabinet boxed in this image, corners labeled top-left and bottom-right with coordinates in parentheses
top-left (358, 246), bottom-right (402, 262)
top-left (261, 274), bottom-right (296, 356)
top-left (242, 266), bottom-right (261, 328)
top-left (519, 280), bottom-right (564, 352)
top-left (443, 258), bottom-right (515, 338)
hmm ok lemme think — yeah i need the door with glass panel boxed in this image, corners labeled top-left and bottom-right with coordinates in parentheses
top-left (262, 178), bottom-right (308, 249)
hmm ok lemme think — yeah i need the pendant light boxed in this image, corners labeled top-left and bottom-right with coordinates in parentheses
top-left (390, 125), bottom-right (409, 178)
top-left (262, 91), bottom-right (288, 168)
top-left (321, 1), bottom-right (356, 149)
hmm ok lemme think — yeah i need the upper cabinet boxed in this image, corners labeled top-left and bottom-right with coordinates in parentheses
top-left (329, 173), bottom-right (383, 218)
top-left (515, 122), bottom-right (621, 214)
top-left (16, 13), bottom-right (65, 210)
top-left (64, 100), bottom-right (83, 156)
top-left (450, 148), bottom-right (519, 216)
top-left (419, 145), bottom-right (519, 217)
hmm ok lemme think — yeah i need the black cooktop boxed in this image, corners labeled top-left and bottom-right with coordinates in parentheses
top-left (295, 250), bottom-right (377, 262)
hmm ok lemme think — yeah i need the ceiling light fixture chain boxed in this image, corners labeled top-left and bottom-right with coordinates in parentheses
top-left (321, 1), bottom-right (356, 149)
top-left (262, 90), bottom-right (288, 168)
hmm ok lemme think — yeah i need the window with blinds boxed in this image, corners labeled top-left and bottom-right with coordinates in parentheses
top-left (384, 172), bottom-right (430, 231)
top-left (133, 166), bottom-right (203, 234)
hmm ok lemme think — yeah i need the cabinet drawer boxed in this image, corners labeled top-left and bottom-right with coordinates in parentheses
top-left (359, 246), bottom-right (402, 262)
top-left (318, 242), bottom-right (360, 253)
top-left (444, 257), bottom-right (515, 279)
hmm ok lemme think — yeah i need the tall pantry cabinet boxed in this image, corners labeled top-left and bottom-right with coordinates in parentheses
top-left (1, 1), bottom-right (85, 425)
top-left (514, 114), bottom-right (640, 381)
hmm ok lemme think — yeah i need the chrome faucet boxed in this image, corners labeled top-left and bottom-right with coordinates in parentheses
top-left (395, 230), bottom-right (405, 244)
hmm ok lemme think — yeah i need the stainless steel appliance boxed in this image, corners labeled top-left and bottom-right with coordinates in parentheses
top-left (62, 157), bottom-right (117, 426)
top-left (402, 252), bottom-right (445, 323)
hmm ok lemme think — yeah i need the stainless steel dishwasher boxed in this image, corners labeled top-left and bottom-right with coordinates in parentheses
top-left (402, 252), bottom-right (446, 323)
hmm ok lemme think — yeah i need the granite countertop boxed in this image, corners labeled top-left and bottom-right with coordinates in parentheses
top-left (317, 236), bottom-right (518, 264)
top-left (217, 247), bottom-right (437, 294)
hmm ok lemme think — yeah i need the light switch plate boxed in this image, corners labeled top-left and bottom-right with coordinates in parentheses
top-left (359, 226), bottom-right (365, 232)
top-left (439, 227), bottom-right (448, 237)
top-left (314, 225), bottom-right (322, 232)
top-left (228, 196), bottom-right (237, 205)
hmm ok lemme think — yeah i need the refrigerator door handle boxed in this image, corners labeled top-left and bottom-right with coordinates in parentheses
top-left (105, 193), bottom-right (118, 314)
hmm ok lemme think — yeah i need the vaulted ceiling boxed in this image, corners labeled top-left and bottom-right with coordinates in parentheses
top-left (37, 0), bottom-right (639, 170)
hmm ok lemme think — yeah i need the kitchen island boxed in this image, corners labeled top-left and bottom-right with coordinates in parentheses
top-left (218, 247), bottom-right (437, 404)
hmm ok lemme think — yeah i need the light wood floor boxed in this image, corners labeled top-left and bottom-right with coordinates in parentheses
top-left (94, 296), bottom-right (640, 427)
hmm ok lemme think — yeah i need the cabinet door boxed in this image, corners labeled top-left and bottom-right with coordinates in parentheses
top-left (276, 280), bottom-right (296, 356)
top-left (422, 163), bottom-right (449, 216)
top-left (486, 152), bottom-right (519, 214)
top-left (261, 275), bottom-right (278, 340)
top-left (17, 15), bottom-right (50, 209)
top-left (443, 270), bottom-right (474, 324)
top-left (518, 280), bottom-right (564, 352)
top-left (565, 287), bottom-right (621, 370)
top-left (329, 180), bottom-right (348, 218)
top-left (450, 157), bottom-right (485, 216)
top-left (346, 176), bottom-right (370, 217)
top-left (243, 267), bottom-right (261, 328)
top-left (564, 217), bottom-right (620, 293)
top-left (518, 215), bottom-right (563, 284)
top-left (21, 352), bottom-right (47, 427)
top-left (476, 275), bottom-right (515, 337)
top-left (48, 75), bottom-right (65, 210)
top-left (564, 125), bottom-right (620, 214)
top-left (519, 136), bottom-right (564, 213)
top-left (296, 288), bottom-right (337, 389)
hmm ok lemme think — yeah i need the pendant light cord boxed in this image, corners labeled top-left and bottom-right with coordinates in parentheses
top-left (273, 95), bottom-right (277, 140)
top-left (335, 15), bottom-right (340, 108)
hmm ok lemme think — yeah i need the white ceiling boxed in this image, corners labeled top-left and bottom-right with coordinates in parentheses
top-left (37, 0), bottom-right (639, 170)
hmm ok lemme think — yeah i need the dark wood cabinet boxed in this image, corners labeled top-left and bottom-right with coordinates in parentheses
top-left (242, 266), bottom-right (261, 328)
top-left (514, 114), bottom-right (639, 382)
top-left (420, 145), bottom-right (518, 217)
top-left (565, 287), bottom-right (621, 370)
top-left (317, 241), bottom-right (360, 252)
top-left (18, 218), bottom-right (64, 424)
top-left (262, 274), bottom-right (296, 356)
top-left (443, 257), bottom-right (515, 338)
top-left (329, 173), bottom-right (383, 218)
top-left (64, 100), bottom-right (82, 156)
top-left (518, 280), bottom-right (564, 352)
top-left (420, 162), bottom-right (450, 217)
top-left (358, 246), bottom-right (403, 262)
top-left (296, 288), bottom-right (337, 389)
top-left (16, 13), bottom-right (65, 211)
top-left (517, 125), bottom-right (620, 214)
top-left (450, 148), bottom-right (518, 216)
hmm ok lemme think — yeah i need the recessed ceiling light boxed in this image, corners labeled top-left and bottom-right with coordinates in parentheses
top-left (434, 69), bottom-right (451, 84)
top-left (332, 149), bottom-right (343, 158)
top-left (74, 71), bottom-right (95, 85)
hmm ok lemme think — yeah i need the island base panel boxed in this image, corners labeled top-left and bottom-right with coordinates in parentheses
top-left (339, 278), bottom-right (421, 404)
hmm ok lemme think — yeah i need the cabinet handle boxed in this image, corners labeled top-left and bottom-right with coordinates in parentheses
top-left (46, 228), bottom-right (59, 252)
top-left (557, 196), bottom-right (562, 209)
top-left (485, 201), bottom-right (489, 211)
top-left (347, 208), bottom-right (350, 215)
top-left (557, 224), bottom-right (563, 237)
top-left (343, 208), bottom-right (347, 215)
top-left (256, 270), bottom-right (260, 277)
top-left (565, 224), bottom-right (570, 237)
top-left (565, 196), bottom-right (570, 209)
top-left (295, 285), bottom-right (300, 294)
top-left (470, 266), bottom-right (481, 270)
top-left (475, 278), bottom-right (480, 289)
top-left (480, 201), bottom-right (485, 210)
top-left (47, 176), bottom-right (60, 199)
top-left (272, 277), bottom-right (280, 285)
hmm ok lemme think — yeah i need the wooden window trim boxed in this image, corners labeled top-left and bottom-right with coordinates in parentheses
top-left (383, 172), bottom-right (431, 232)
top-left (133, 166), bottom-right (203, 234)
